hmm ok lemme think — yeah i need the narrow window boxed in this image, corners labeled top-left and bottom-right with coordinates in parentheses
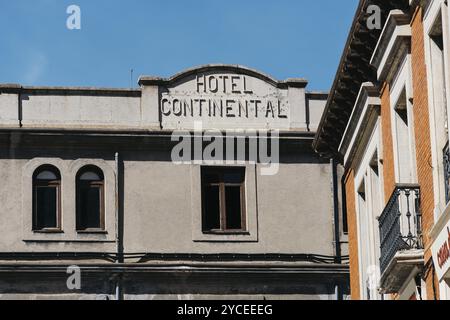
top-left (201, 167), bottom-right (246, 233)
top-left (357, 179), bottom-right (370, 300)
top-left (394, 88), bottom-right (415, 183)
top-left (76, 166), bottom-right (105, 231)
top-left (341, 178), bottom-right (349, 234)
top-left (33, 165), bottom-right (61, 231)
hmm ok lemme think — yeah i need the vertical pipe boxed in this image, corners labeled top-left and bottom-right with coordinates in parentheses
top-left (18, 92), bottom-right (23, 128)
top-left (115, 152), bottom-right (120, 257)
top-left (335, 283), bottom-right (344, 301)
top-left (332, 159), bottom-right (344, 301)
top-left (331, 158), bottom-right (342, 264)
top-left (115, 152), bottom-right (123, 301)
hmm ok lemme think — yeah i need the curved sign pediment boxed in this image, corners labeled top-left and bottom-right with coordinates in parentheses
top-left (139, 65), bottom-right (308, 130)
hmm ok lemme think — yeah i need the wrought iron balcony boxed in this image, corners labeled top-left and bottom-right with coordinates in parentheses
top-left (378, 185), bottom-right (423, 275)
top-left (444, 143), bottom-right (450, 204)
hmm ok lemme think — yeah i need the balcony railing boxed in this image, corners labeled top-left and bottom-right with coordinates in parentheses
top-left (444, 143), bottom-right (450, 204)
top-left (378, 185), bottom-right (422, 274)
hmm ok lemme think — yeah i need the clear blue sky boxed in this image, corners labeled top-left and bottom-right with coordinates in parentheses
top-left (0, 0), bottom-right (358, 91)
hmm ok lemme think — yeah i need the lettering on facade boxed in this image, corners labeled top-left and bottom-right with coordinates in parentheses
top-left (437, 227), bottom-right (450, 270)
top-left (160, 74), bottom-right (288, 120)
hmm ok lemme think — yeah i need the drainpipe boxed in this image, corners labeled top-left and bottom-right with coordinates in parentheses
top-left (331, 158), bottom-right (344, 300)
top-left (335, 283), bottom-right (344, 301)
top-left (331, 158), bottom-right (342, 264)
top-left (115, 152), bottom-right (123, 300)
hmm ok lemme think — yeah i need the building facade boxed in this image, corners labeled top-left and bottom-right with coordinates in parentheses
top-left (0, 65), bottom-right (349, 300)
top-left (314, 0), bottom-right (450, 300)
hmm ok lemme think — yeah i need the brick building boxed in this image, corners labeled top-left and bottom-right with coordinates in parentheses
top-left (314, 0), bottom-right (450, 299)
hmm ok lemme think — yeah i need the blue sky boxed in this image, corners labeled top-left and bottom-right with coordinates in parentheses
top-left (0, 0), bottom-right (358, 91)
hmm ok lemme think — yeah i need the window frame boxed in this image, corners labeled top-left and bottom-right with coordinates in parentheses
top-left (201, 167), bottom-right (247, 235)
top-left (423, 3), bottom-right (450, 218)
top-left (353, 120), bottom-right (385, 300)
top-left (389, 55), bottom-right (418, 185)
top-left (76, 166), bottom-right (106, 233)
top-left (32, 165), bottom-right (62, 233)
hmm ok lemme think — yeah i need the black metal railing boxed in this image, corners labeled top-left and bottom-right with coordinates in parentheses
top-left (378, 185), bottom-right (422, 274)
top-left (444, 143), bottom-right (450, 204)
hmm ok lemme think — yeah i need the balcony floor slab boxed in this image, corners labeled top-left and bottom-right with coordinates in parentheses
top-left (379, 249), bottom-right (424, 294)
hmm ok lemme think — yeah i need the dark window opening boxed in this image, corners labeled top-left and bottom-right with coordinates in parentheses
top-left (33, 165), bottom-right (61, 231)
top-left (358, 181), bottom-right (366, 201)
top-left (201, 167), bottom-right (246, 233)
top-left (395, 91), bottom-right (409, 125)
top-left (370, 157), bottom-right (379, 176)
top-left (204, 185), bottom-right (220, 230)
top-left (76, 166), bottom-right (105, 231)
top-left (341, 177), bottom-right (349, 234)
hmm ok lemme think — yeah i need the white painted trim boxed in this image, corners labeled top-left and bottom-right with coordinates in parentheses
top-left (423, 0), bottom-right (450, 300)
top-left (370, 10), bottom-right (411, 81)
top-left (353, 121), bottom-right (384, 300)
top-left (339, 83), bottom-right (381, 167)
top-left (424, 0), bottom-right (450, 224)
top-left (389, 54), bottom-right (418, 184)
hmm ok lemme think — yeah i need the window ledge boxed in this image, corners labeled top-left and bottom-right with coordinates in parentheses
top-left (203, 231), bottom-right (250, 236)
top-left (32, 229), bottom-right (63, 234)
top-left (23, 239), bottom-right (116, 244)
top-left (194, 232), bottom-right (258, 243)
top-left (76, 230), bottom-right (108, 234)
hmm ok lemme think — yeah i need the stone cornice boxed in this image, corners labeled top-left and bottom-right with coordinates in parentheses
top-left (338, 83), bottom-right (380, 167)
top-left (0, 84), bottom-right (141, 97)
top-left (370, 10), bottom-right (411, 83)
top-left (312, 0), bottom-right (410, 159)
top-left (138, 64), bottom-right (308, 89)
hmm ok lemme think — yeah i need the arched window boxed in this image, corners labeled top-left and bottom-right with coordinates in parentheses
top-left (33, 165), bottom-right (61, 231)
top-left (76, 166), bottom-right (105, 231)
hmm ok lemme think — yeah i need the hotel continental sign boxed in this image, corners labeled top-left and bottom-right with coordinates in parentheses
top-left (0, 65), bottom-right (349, 300)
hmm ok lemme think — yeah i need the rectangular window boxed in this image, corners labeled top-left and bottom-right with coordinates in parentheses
top-left (341, 180), bottom-right (349, 234)
top-left (201, 167), bottom-right (246, 233)
top-left (34, 185), bottom-right (58, 229)
top-left (77, 182), bottom-right (103, 230)
top-left (393, 88), bottom-right (416, 183)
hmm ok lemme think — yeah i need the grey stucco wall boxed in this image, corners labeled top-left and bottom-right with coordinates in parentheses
top-left (0, 66), bottom-right (348, 300)
top-left (122, 160), bottom-right (334, 255)
top-left (0, 147), bottom-right (335, 256)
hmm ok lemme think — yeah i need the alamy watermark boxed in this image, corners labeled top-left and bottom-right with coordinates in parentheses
top-left (66, 5), bottom-right (81, 30)
top-left (366, 265), bottom-right (381, 292)
top-left (367, 5), bottom-right (381, 30)
top-left (66, 265), bottom-right (81, 290)
top-left (171, 122), bottom-right (280, 176)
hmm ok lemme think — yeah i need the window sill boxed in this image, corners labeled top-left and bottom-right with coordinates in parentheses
top-left (32, 229), bottom-right (63, 234)
top-left (195, 230), bottom-right (257, 243)
top-left (76, 229), bottom-right (108, 234)
top-left (202, 230), bottom-right (250, 236)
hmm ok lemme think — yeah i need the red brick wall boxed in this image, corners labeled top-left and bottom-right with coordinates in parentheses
top-left (344, 169), bottom-right (361, 300)
top-left (380, 82), bottom-right (396, 203)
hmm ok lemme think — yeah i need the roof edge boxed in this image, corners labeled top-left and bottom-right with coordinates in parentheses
top-left (138, 64), bottom-right (308, 88)
top-left (0, 84), bottom-right (141, 96)
top-left (312, 0), bottom-right (369, 155)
